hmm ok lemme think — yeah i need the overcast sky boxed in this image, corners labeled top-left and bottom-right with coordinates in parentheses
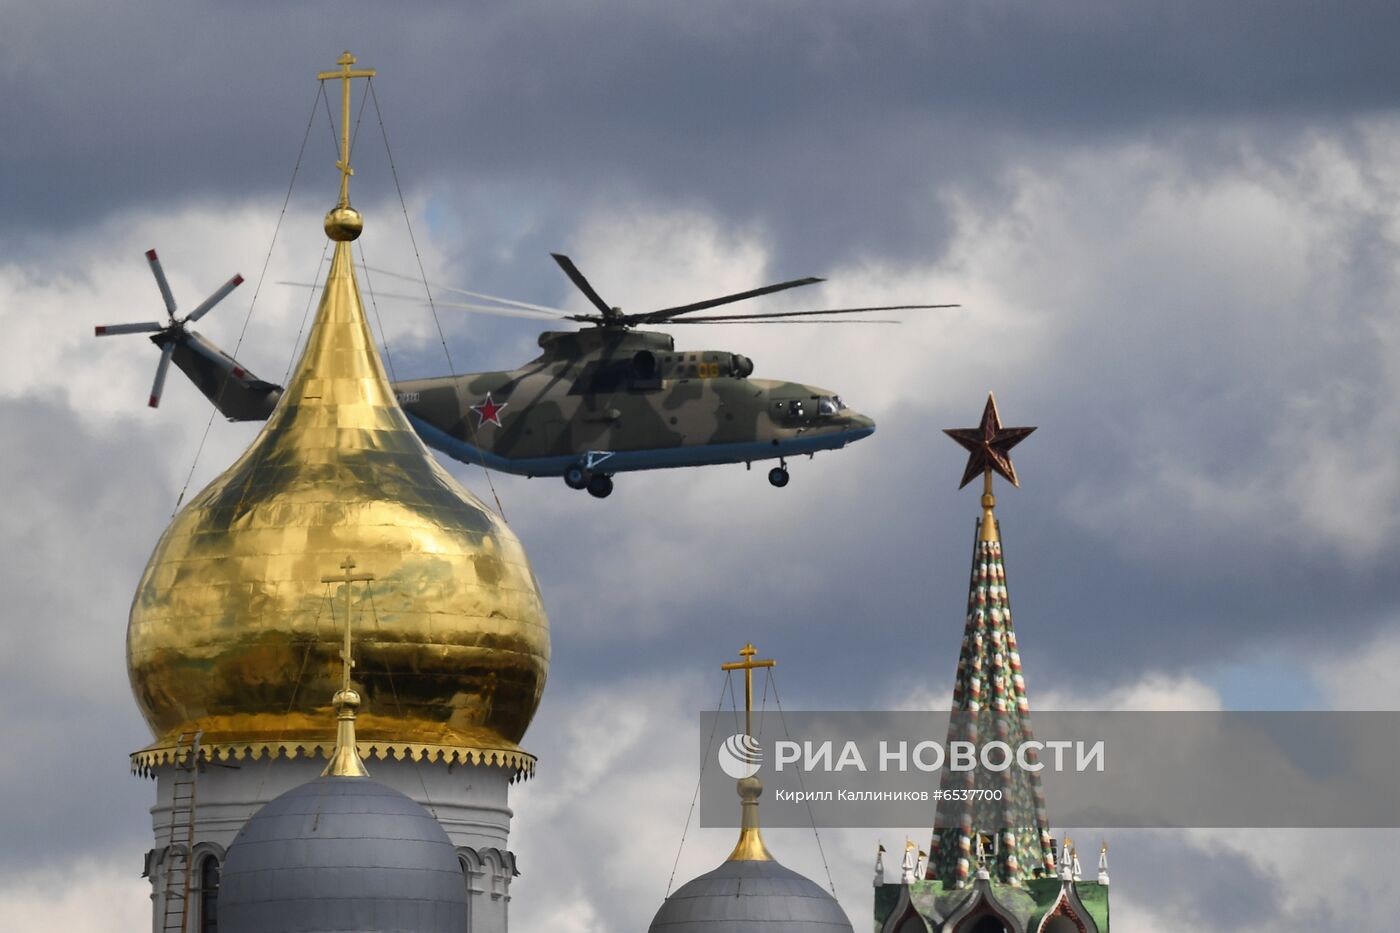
top-left (4, 2), bottom-right (1400, 930)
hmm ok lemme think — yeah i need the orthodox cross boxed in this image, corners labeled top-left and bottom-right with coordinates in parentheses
top-left (322, 555), bottom-right (375, 693)
top-left (721, 642), bottom-right (776, 738)
top-left (317, 51), bottom-right (376, 208)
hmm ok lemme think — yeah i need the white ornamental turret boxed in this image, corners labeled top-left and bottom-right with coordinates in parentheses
top-left (900, 840), bottom-right (918, 884)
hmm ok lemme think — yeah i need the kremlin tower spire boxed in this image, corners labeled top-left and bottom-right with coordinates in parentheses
top-left (931, 392), bottom-right (1053, 887)
top-left (875, 394), bottom-right (1109, 931)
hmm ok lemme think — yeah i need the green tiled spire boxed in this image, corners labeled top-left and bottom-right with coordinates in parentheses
top-left (928, 514), bottom-right (1055, 887)
top-left (931, 395), bottom-right (1053, 888)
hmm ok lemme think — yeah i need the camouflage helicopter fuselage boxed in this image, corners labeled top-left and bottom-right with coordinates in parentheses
top-left (156, 325), bottom-right (875, 494)
top-left (394, 328), bottom-right (875, 478)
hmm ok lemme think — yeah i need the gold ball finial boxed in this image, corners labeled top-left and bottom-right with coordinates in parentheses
top-left (737, 774), bottom-right (764, 801)
top-left (324, 206), bottom-right (364, 241)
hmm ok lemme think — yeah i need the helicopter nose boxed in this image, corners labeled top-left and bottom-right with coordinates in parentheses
top-left (845, 412), bottom-right (876, 440)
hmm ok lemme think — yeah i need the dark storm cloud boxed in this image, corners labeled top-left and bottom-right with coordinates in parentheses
top-left (5, 0), bottom-right (1400, 265)
top-left (502, 405), bottom-right (1394, 715)
top-left (0, 397), bottom-right (172, 870)
top-left (1107, 830), bottom-right (1287, 928)
top-left (189, 106), bottom-right (1400, 706)
top-left (8, 3), bottom-right (1400, 915)
top-left (475, 116), bottom-right (1400, 705)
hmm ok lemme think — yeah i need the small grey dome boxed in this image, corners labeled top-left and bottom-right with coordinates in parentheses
top-left (219, 776), bottom-right (467, 933)
top-left (649, 858), bottom-right (854, 932)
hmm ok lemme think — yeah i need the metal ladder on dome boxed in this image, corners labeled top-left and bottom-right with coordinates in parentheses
top-left (160, 731), bottom-right (202, 933)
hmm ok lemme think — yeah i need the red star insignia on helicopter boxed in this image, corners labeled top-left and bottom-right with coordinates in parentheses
top-left (944, 392), bottom-right (1036, 489)
top-left (471, 394), bottom-right (508, 427)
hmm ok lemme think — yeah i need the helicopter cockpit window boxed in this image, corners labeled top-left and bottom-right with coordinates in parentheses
top-left (817, 397), bottom-right (840, 416)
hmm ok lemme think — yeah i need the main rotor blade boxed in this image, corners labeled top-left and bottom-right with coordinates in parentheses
top-left (281, 281), bottom-right (569, 321)
top-left (146, 249), bottom-right (177, 317)
top-left (279, 282), bottom-right (436, 304)
top-left (345, 262), bottom-right (572, 316)
top-left (631, 276), bottom-right (826, 324)
top-left (662, 303), bottom-right (958, 323)
top-left (95, 321), bottom-right (164, 336)
top-left (427, 299), bottom-right (576, 321)
top-left (551, 253), bottom-right (615, 319)
top-left (184, 273), bottom-right (245, 323)
top-left (149, 341), bottom-right (175, 408)
top-left (668, 318), bottom-right (901, 324)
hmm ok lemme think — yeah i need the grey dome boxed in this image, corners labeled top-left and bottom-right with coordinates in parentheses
top-left (219, 776), bottom-right (467, 933)
top-left (649, 858), bottom-right (854, 932)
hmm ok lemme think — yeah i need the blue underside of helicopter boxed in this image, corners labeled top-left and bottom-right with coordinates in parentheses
top-left (406, 413), bottom-right (875, 478)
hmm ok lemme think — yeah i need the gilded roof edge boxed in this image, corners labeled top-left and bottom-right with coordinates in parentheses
top-left (130, 740), bottom-right (536, 781)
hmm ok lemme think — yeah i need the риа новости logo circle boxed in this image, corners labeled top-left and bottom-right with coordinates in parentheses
top-left (718, 732), bottom-right (763, 779)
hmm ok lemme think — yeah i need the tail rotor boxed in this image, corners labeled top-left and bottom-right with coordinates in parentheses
top-left (95, 248), bottom-right (244, 408)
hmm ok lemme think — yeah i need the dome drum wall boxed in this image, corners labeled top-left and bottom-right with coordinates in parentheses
top-left (126, 242), bottom-right (550, 771)
top-left (143, 757), bottom-right (519, 933)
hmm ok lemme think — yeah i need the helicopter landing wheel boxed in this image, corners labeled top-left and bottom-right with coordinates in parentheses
top-left (587, 473), bottom-right (614, 499)
top-left (768, 466), bottom-right (790, 488)
top-left (564, 463), bottom-right (589, 490)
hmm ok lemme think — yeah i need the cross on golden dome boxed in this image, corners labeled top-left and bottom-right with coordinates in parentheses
top-left (317, 51), bottom-right (375, 241)
top-left (317, 51), bottom-right (376, 209)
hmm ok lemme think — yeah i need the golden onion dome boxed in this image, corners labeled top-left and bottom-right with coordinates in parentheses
top-left (127, 236), bottom-right (550, 778)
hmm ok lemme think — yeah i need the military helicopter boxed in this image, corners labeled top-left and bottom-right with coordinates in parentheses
top-left (97, 250), bottom-right (951, 498)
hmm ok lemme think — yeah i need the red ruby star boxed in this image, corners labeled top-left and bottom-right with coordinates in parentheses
top-left (471, 393), bottom-right (508, 427)
top-left (943, 393), bottom-right (1036, 489)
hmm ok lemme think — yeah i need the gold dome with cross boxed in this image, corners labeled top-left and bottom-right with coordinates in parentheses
top-left (126, 53), bottom-right (550, 777)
